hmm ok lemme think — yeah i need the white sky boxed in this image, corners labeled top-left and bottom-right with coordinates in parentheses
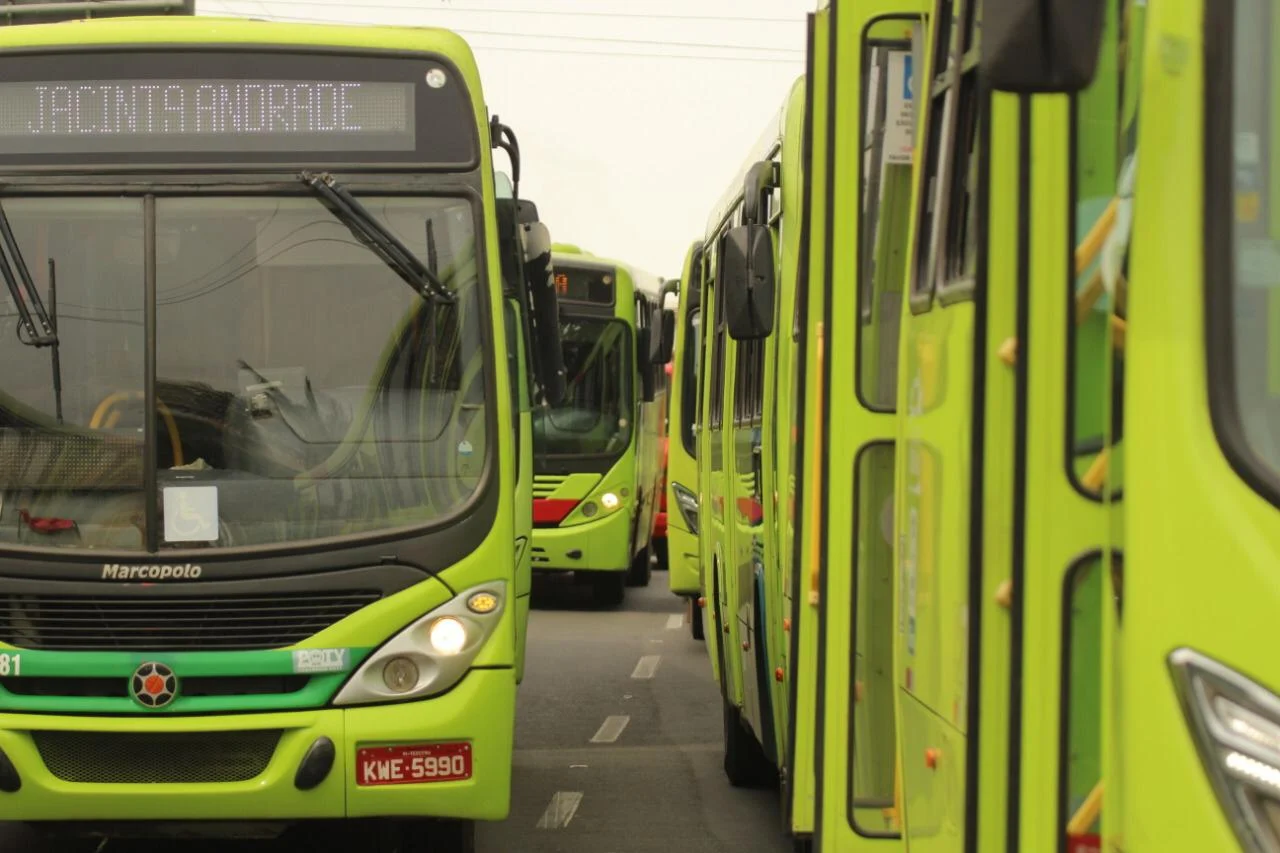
top-left (195, 0), bottom-right (813, 278)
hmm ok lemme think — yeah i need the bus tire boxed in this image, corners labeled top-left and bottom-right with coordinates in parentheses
top-left (592, 571), bottom-right (626, 607)
top-left (690, 598), bottom-right (705, 640)
top-left (722, 695), bottom-right (775, 788)
top-left (626, 542), bottom-right (653, 587)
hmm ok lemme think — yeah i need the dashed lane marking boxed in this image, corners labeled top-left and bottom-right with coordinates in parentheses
top-left (536, 791), bottom-right (584, 829)
top-left (590, 715), bottom-right (630, 744)
top-left (665, 613), bottom-right (683, 630)
top-left (631, 654), bottom-right (661, 679)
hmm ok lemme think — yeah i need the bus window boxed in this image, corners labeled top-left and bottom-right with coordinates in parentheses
top-left (859, 26), bottom-right (916, 411)
top-left (850, 441), bottom-right (899, 836)
top-left (1225, 0), bottom-right (1280, 482)
top-left (1069, 0), bottom-right (1125, 499)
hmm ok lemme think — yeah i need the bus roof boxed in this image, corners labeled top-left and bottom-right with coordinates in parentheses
top-left (704, 74), bottom-right (805, 240)
top-left (0, 13), bottom-right (480, 63)
top-left (552, 249), bottom-right (663, 301)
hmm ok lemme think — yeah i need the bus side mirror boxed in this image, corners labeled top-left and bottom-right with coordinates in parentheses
top-left (722, 224), bottom-right (775, 341)
top-left (638, 326), bottom-right (657, 403)
top-left (520, 219), bottom-right (566, 407)
top-left (649, 305), bottom-right (675, 365)
top-left (984, 0), bottom-right (1106, 93)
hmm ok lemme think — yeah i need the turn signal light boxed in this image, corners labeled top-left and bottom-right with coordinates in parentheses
top-left (467, 592), bottom-right (499, 614)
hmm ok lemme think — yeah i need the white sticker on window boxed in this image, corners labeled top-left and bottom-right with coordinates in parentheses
top-left (162, 486), bottom-right (219, 542)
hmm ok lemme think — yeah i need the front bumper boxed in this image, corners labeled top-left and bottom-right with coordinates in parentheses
top-left (0, 668), bottom-right (515, 823)
top-left (531, 506), bottom-right (631, 573)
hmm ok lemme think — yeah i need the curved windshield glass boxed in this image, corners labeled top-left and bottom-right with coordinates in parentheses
top-left (1229, 0), bottom-right (1280, 479)
top-left (0, 194), bottom-right (486, 551)
top-left (533, 317), bottom-right (632, 457)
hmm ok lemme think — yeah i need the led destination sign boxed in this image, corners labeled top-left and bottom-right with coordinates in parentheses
top-left (0, 79), bottom-right (413, 154)
top-left (0, 51), bottom-right (479, 168)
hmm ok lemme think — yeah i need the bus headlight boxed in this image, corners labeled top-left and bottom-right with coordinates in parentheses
top-left (601, 492), bottom-right (620, 510)
top-left (1171, 648), bottom-right (1280, 850)
top-left (672, 482), bottom-right (700, 534)
top-left (334, 582), bottom-right (506, 706)
top-left (428, 617), bottom-right (467, 656)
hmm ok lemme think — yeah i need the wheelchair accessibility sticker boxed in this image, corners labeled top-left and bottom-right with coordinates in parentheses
top-left (162, 486), bottom-right (219, 543)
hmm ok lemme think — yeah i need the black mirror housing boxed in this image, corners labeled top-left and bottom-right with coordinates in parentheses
top-left (984, 0), bottom-right (1106, 93)
top-left (722, 224), bottom-right (775, 341)
top-left (638, 325), bottom-right (656, 402)
top-left (520, 219), bottom-right (566, 407)
top-left (648, 303), bottom-right (675, 365)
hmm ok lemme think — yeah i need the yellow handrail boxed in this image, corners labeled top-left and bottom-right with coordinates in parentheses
top-left (1075, 199), bottom-right (1118, 276)
top-left (1067, 780), bottom-right (1104, 835)
top-left (88, 391), bottom-right (184, 467)
top-left (808, 322), bottom-right (825, 607)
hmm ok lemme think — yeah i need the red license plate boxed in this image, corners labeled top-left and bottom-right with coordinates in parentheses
top-left (355, 742), bottom-right (472, 786)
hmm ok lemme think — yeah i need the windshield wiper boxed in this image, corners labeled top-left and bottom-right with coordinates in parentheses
top-left (0, 200), bottom-right (58, 348)
top-left (300, 171), bottom-right (454, 304)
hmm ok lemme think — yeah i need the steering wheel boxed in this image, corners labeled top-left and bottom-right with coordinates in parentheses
top-left (89, 391), bottom-right (185, 467)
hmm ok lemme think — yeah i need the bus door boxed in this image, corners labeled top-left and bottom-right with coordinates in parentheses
top-left (704, 219), bottom-right (745, 712)
top-left (813, 2), bottom-right (923, 851)
top-left (889, 0), bottom-right (983, 848)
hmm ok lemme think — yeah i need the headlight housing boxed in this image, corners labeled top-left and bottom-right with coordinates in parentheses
top-left (333, 581), bottom-right (506, 706)
top-left (1171, 647), bottom-right (1280, 851)
top-left (671, 482), bottom-right (699, 534)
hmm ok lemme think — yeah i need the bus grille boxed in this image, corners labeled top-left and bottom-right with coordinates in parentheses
top-left (33, 730), bottom-right (282, 784)
top-left (0, 591), bottom-right (381, 651)
top-left (532, 475), bottom-right (568, 498)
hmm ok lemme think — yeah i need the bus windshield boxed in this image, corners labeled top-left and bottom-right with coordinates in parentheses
top-left (0, 193), bottom-right (486, 552)
top-left (1228, 0), bottom-right (1280, 481)
top-left (533, 317), bottom-right (632, 457)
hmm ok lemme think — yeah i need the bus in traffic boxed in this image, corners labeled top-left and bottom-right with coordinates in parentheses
top-left (0, 2), bottom-right (564, 847)
top-left (693, 0), bottom-right (1280, 851)
top-left (530, 246), bottom-right (669, 606)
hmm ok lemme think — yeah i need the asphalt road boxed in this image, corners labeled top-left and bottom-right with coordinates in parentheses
top-left (0, 572), bottom-right (790, 853)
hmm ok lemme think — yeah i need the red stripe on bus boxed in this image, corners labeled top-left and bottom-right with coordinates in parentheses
top-left (533, 498), bottom-right (579, 525)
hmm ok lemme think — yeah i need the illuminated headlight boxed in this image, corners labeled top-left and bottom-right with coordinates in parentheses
top-left (334, 582), bottom-right (506, 705)
top-left (672, 482), bottom-right (700, 534)
top-left (1171, 648), bottom-right (1280, 850)
top-left (601, 492), bottom-right (620, 510)
top-left (428, 617), bottom-right (467, 656)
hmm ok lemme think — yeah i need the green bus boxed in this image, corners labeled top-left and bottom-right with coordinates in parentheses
top-left (0, 2), bottom-right (565, 847)
top-left (530, 246), bottom-right (670, 607)
top-left (666, 244), bottom-right (706, 639)
top-left (694, 69), bottom-right (818, 838)
top-left (696, 0), bottom-right (1280, 850)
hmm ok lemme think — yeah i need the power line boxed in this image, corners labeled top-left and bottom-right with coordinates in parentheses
top-left (208, 0), bottom-right (802, 25)
top-left (448, 27), bottom-right (802, 54)
top-left (201, 8), bottom-right (805, 63)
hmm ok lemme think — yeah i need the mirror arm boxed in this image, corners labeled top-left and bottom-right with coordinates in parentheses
top-left (490, 115), bottom-right (521, 198)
